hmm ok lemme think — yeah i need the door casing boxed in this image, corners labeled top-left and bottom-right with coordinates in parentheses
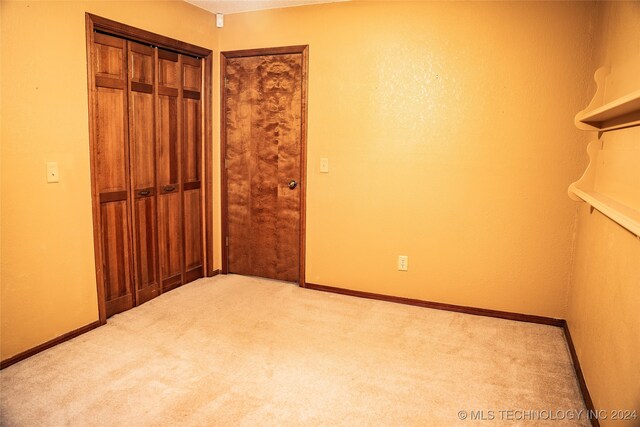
top-left (220, 45), bottom-right (309, 286)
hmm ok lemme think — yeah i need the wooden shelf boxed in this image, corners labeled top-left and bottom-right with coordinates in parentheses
top-left (570, 68), bottom-right (640, 236)
top-left (570, 188), bottom-right (640, 237)
top-left (576, 88), bottom-right (640, 132)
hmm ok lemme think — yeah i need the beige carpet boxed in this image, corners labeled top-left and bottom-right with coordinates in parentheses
top-left (1, 274), bottom-right (587, 426)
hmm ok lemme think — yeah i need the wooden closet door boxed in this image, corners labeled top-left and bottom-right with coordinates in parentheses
top-left (181, 55), bottom-right (204, 284)
top-left (93, 33), bottom-right (134, 316)
top-left (157, 50), bottom-right (184, 292)
top-left (128, 41), bottom-right (160, 305)
top-left (225, 53), bottom-right (304, 282)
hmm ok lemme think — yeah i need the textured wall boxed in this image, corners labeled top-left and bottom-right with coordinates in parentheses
top-left (2, 1), bottom-right (614, 365)
top-left (566, 1), bottom-right (640, 422)
top-left (217, 1), bottom-right (596, 318)
top-left (0, 0), bottom-right (217, 360)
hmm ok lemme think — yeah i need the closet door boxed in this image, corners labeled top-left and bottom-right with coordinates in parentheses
top-left (93, 33), bottom-right (134, 317)
top-left (181, 55), bottom-right (204, 284)
top-left (128, 41), bottom-right (160, 304)
top-left (157, 50), bottom-right (184, 292)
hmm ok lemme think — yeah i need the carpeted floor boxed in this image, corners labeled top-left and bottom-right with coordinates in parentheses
top-left (0, 274), bottom-right (587, 426)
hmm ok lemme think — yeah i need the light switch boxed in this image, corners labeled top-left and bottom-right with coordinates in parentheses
top-left (320, 157), bottom-right (329, 173)
top-left (46, 162), bottom-right (59, 183)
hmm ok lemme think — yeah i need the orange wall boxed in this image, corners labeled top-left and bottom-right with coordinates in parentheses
top-left (217, 1), bottom-right (596, 317)
top-left (4, 0), bottom-right (621, 371)
top-left (0, 0), bottom-right (217, 360)
top-left (566, 1), bottom-right (640, 423)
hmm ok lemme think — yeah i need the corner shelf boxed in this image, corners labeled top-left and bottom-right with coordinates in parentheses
top-left (575, 88), bottom-right (640, 132)
top-left (570, 67), bottom-right (640, 237)
top-left (570, 188), bottom-right (640, 237)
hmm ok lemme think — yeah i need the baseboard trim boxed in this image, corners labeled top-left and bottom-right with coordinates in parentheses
top-left (562, 321), bottom-right (600, 427)
top-left (0, 320), bottom-right (102, 370)
top-left (306, 282), bottom-right (597, 426)
top-left (305, 282), bottom-right (564, 326)
top-left (0, 278), bottom-right (598, 427)
top-left (0, 272), bottom-right (222, 370)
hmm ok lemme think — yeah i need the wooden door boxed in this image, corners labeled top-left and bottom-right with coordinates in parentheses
top-left (223, 48), bottom-right (307, 283)
top-left (87, 15), bottom-right (213, 323)
top-left (157, 49), bottom-right (184, 292)
top-left (181, 55), bottom-right (204, 284)
top-left (92, 33), bottom-right (134, 317)
top-left (128, 41), bottom-right (160, 305)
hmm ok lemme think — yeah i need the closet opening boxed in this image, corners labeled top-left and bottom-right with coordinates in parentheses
top-left (85, 14), bottom-right (214, 323)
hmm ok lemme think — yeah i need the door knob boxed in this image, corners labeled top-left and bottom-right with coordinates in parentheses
top-left (288, 180), bottom-right (297, 190)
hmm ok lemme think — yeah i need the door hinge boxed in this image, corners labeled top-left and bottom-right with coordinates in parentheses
top-left (225, 236), bottom-right (229, 246)
top-left (225, 159), bottom-right (229, 169)
top-left (224, 77), bottom-right (228, 89)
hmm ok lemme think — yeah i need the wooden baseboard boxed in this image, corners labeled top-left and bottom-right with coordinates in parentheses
top-left (0, 320), bottom-right (101, 370)
top-left (306, 282), bottom-right (598, 426)
top-left (1, 276), bottom-right (598, 427)
top-left (305, 282), bottom-right (564, 326)
top-left (562, 321), bottom-right (600, 427)
top-left (1, 272), bottom-right (221, 370)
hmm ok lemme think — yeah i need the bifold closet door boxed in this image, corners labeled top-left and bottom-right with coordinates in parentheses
top-left (181, 55), bottom-right (204, 284)
top-left (92, 33), bottom-right (134, 317)
top-left (128, 41), bottom-right (160, 304)
top-left (157, 50), bottom-right (184, 292)
top-left (90, 31), bottom-right (206, 318)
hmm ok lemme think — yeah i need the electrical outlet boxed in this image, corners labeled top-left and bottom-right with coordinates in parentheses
top-left (398, 255), bottom-right (408, 271)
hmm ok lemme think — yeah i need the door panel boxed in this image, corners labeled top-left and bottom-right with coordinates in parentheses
top-left (95, 88), bottom-right (127, 193)
top-left (130, 92), bottom-right (155, 188)
top-left (94, 33), bottom-right (135, 316)
top-left (157, 50), bottom-right (184, 292)
top-left (182, 56), bottom-right (202, 91)
top-left (128, 41), bottom-right (159, 304)
top-left (157, 96), bottom-right (179, 185)
top-left (182, 98), bottom-right (200, 183)
top-left (158, 192), bottom-right (183, 291)
top-left (181, 55), bottom-right (203, 284)
top-left (184, 188), bottom-right (203, 281)
top-left (101, 200), bottom-right (133, 317)
top-left (225, 52), bottom-right (303, 282)
top-left (94, 33), bottom-right (125, 80)
top-left (130, 47), bottom-right (154, 85)
top-left (133, 195), bottom-right (158, 303)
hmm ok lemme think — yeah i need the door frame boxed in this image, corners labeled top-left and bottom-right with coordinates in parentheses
top-left (85, 14), bottom-right (215, 323)
top-left (220, 45), bottom-right (309, 287)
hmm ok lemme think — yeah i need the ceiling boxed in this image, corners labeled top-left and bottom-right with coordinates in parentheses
top-left (185, 0), bottom-right (350, 15)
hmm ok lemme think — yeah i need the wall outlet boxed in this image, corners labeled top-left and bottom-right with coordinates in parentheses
top-left (398, 255), bottom-right (408, 271)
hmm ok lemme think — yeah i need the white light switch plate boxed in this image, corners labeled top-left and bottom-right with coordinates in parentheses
top-left (398, 255), bottom-right (408, 271)
top-left (320, 157), bottom-right (329, 173)
top-left (46, 162), bottom-right (59, 183)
